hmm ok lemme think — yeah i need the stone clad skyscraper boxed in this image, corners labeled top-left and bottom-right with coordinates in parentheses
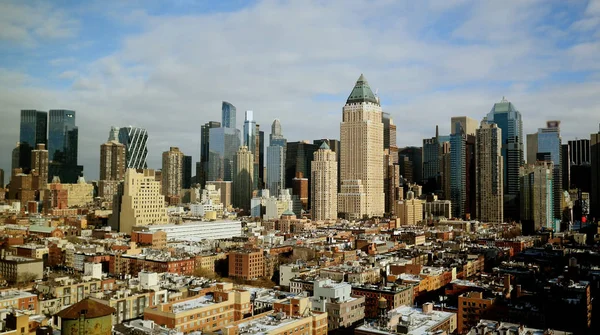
top-left (233, 146), bottom-right (253, 211)
top-left (311, 141), bottom-right (338, 221)
top-left (338, 74), bottom-right (385, 220)
top-left (475, 121), bottom-right (503, 223)
top-left (162, 147), bottom-right (184, 204)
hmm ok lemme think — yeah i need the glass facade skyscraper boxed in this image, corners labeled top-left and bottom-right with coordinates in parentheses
top-left (222, 101), bottom-right (236, 128)
top-left (243, 111), bottom-right (258, 188)
top-left (530, 122), bottom-right (563, 221)
top-left (48, 109), bottom-right (82, 183)
top-left (267, 119), bottom-right (287, 196)
top-left (118, 126), bottom-right (149, 169)
top-left (19, 110), bottom-right (47, 170)
top-left (200, 121), bottom-right (221, 187)
top-left (450, 123), bottom-right (466, 218)
top-left (486, 98), bottom-right (523, 220)
top-left (208, 127), bottom-right (241, 182)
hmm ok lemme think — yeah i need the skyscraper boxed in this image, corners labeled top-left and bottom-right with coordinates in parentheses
top-left (451, 116), bottom-right (478, 136)
top-left (258, 129), bottom-right (265, 189)
top-left (311, 141), bottom-right (338, 221)
top-left (486, 98), bottom-right (524, 221)
top-left (285, 141), bottom-right (317, 194)
top-left (19, 110), bottom-right (47, 170)
top-left (313, 139), bottom-right (340, 192)
top-left (267, 119), bottom-right (287, 196)
top-left (200, 121), bottom-right (221, 187)
top-left (183, 155), bottom-right (192, 189)
top-left (48, 109), bottom-right (82, 183)
top-left (31, 144), bottom-right (49, 191)
top-left (162, 147), bottom-right (184, 204)
top-left (520, 162), bottom-right (554, 233)
top-left (233, 146), bottom-right (253, 211)
top-left (527, 121), bottom-right (563, 222)
top-left (591, 126), bottom-right (600, 220)
top-left (208, 127), bottom-right (241, 182)
top-left (568, 139), bottom-right (591, 192)
top-left (398, 147), bottom-right (423, 184)
top-left (338, 74), bottom-right (385, 219)
top-left (118, 126), bottom-right (149, 169)
top-left (422, 126), bottom-right (440, 186)
top-left (450, 125), bottom-right (467, 219)
top-left (475, 121), bottom-right (503, 223)
top-left (243, 111), bottom-right (259, 189)
top-left (222, 101), bottom-right (236, 129)
top-left (100, 141), bottom-right (126, 181)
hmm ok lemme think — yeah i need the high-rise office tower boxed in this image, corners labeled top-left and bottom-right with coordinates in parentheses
top-left (285, 141), bottom-right (317, 201)
top-left (100, 141), bottom-right (126, 181)
top-left (440, 142), bottom-right (451, 200)
top-left (486, 98), bottom-right (524, 221)
top-left (108, 126), bottom-right (119, 141)
top-left (568, 139), bottom-right (591, 192)
top-left (423, 126), bottom-right (440, 186)
top-left (162, 147), bottom-right (184, 204)
top-left (450, 123), bottom-right (467, 218)
top-left (527, 121), bottom-right (563, 222)
top-left (338, 74), bottom-right (385, 219)
top-left (292, 172), bottom-right (309, 210)
top-left (19, 110), bottom-right (47, 170)
top-left (48, 109), bottom-right (82, 183)
top-left (118, 126), bottom-right (149, 169)
top-left (11, 143), bottom-right (20, 174)
top-left (243, 111), bottom-right (258, 189)
top-left (561, 144), bottom-right (571, 192)
top-left (451, 116), bottom-right (478, 136)
top-left (233, 146), bottom-right (253, 211)
top-left (398, 147), bottom-right (423, 184)
top-left (199, 121), bottom-right (221, 187)
top-left (311, 141), bottom-right (338, 221)
top-left (31, 144), bottom-right (49, 191)
top-left (267, 119), bottom-right (287, 196)
top-left (382, 112), bottom-right (397, 150)
top-left (591, 126), bottom-right (600, 220)
top-left (183, 155), bottom-right (192, 189)
top-left (222, 101), bottom-right (236, 129)
top-left (385, 151), bottom-right (402, 214)
top-left (520, 162), bottom-right (554, 233)
top-left (0, 169), bottom-right (4, 188)
top-left (258, 129), bottom-right (265, 189)
top-left (209, 127), bottom-right (241, 182)
top-left (118, 169), bottom-right (168, 233)
top-left (475, 121), bottom-right (503, 223)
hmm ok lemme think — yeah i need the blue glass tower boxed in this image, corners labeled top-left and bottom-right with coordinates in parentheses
top-left (486, 97), bottom-right (523, 220)
top-left (222, 101), bottom-right (236, 128)
top-left (450, 123), bottom-right (466, 218)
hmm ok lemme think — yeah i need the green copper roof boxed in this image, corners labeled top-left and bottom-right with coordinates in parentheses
top-left (346, 74), bottom-right (379, 105)
top-left (319, 141), bottom-right (330, 150)
top-left (282, 209), bottom-right (295, 216)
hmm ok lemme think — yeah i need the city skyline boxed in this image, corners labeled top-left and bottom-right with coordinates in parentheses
top-left (1, 0), bottom-right (600, 180)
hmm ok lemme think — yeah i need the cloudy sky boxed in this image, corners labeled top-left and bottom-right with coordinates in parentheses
top-left (1, 0), bottom-right (599, 180)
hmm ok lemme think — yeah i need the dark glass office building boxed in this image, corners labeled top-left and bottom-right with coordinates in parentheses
top-left (48, 109), bottom-right (83, 182)
top-left (19, 110), bottom-right (47, 170)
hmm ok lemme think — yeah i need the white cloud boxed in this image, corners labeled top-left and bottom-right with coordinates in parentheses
top-left (0, 1), bottom-right (79, 46)
top-left (0, 0), bottom-right (599, 179)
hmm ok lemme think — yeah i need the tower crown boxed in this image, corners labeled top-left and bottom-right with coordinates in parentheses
top-left (346, 74), bottom-right (379, 105)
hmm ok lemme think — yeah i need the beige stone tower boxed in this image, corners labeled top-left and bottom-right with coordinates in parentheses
top-left (311, 141), bottom-right (338, 221)
top-left (162, 147), bottom-right (184, 204)
top-left (233, 146), bottom-right (254, 211)
top-left (338, 74), bottom-right (385, 220)
top-left (31, 144), bottom-right (48, 191)
top-left (119, 169), bottom-right (168, 233)
top-left (476, 121), bottom-right (504, 223)
top-left (100, 141), bottom-right (126, 181)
